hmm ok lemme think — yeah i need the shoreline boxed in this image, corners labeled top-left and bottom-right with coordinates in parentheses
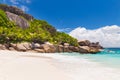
top-left (0, 50), bottom-right (120, 80)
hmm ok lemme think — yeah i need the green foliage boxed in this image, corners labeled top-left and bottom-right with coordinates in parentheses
top-left (0, 8), bottom-right (78, 46)
top-left (52, 32), bottom-right (78, 46)
top-left (0, 9), bottom-right (15, 27)
top-left (31, 19), bottom-right (57, 36)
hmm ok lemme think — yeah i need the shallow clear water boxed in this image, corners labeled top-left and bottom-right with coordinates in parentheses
top-left (58, 48), bottom-right (120, 69)
top-left (48, 48), bottom-right (120, 80)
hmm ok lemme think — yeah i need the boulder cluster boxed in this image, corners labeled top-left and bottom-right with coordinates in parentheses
top-left (0, 4), bottom-right (33, 28)
top-left (6, 11), bottom-right (29, 28)
top-left (0, 40), bottom-right (103, 54)
top-left (0, 42), bottom-right (57, 53)
top-left (0, 4), bottom-right (34, 21)
top-left (78, 40), bottom-right (103, 53)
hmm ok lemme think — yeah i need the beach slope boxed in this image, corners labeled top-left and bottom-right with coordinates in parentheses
top-left (0, 50), bottom-right (72, 80)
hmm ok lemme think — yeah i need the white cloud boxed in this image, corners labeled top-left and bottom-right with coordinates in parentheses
top-left (1, 0), bottom-right (31, 12)
top-left (57, 28), bottom-right (72, 33)
top-left (69, 25), bottom-right (120, 48)
top-left (10, 0), bottom-right (31, 4)
top-left (10, 0), bottom-right (19, 4)
top-left (20, 5), bottom-right (29, 12)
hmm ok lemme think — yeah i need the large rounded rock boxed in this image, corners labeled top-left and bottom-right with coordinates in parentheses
top-left (89, 47), bottom-right (100, 53)
top-left (78, 40), bottom-right (91, 46)
top-left (79, 46), bottom-right (90, 53)
top-left (49, 45), bottom-right (56, 53)
top-left (64, 43), bottom-right (70, 46)
top-left (16, 44), bottom-right (27, 51)
top-left (22, 42), bottom-right (31, 50)
top-left (9, 47), bottom-right (16, 51)
top-left (0, 5), bottom-right (34, 21)
top-left (57, 45), bottom-right (64, 52)
top-left (63, 46), bottom-right (70, 52)
top-left (79, 46), bottom-right (100, 53)
top-left (0, 44), bottom-right (6, 50)
top-left (89, 42), bottom-right (103, 49)
top-left (68, 46), bottom-right (74, 51)
top-left (11, 43), bottom-right (30, 51)
top-left (6, 11), bottom-right (29, 29)
top-left (40, 44), bottom-right (56, 53)
top-left (30, 43), bottom-right (41, 49)
top-left (69, 46), bottom-right (79, 52)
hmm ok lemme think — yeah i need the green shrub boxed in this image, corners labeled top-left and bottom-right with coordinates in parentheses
top-left (0, 7), bottom-right (78, 46)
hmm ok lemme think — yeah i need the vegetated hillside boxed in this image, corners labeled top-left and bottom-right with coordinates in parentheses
top-left (0, 4), bottom-right (78, 46)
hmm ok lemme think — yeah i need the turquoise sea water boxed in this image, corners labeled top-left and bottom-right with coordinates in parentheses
top-left (48, 48), bottom-right (120, 80)
top-left (58, 48), bottom-right (120, 69)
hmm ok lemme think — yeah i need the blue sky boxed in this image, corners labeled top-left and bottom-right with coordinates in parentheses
top-left (1, 0), bottom-right (120, 47)
top-left (1, 0), bottom-right (120, 31)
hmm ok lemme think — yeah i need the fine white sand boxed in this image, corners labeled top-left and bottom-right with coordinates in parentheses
top-left (0, 50), bottom-right (72, 80)
top-left (0, 50), bottom-right (120, 80)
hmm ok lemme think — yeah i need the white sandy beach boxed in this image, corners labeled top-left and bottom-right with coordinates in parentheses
top-left (0, 50), bottom-right (120, 80)
top-left (0, 50), bottom-right (72, 80)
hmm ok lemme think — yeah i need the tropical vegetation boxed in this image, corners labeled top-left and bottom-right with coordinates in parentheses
top-left (0, 4), bottom-right (78, 46)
